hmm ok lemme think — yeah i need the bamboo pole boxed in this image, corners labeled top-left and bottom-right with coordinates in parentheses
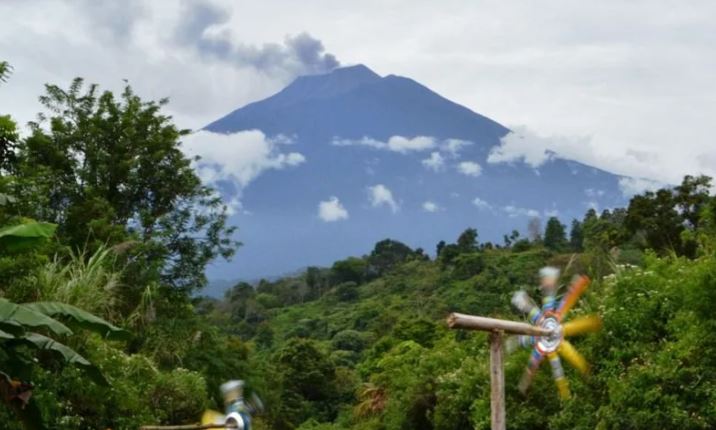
top-left (447, 313), bottom-right (552, 336)
top-left (489, 331), bottom-right (505, 430)
top-left (140, 424), bottom-right (237, 430)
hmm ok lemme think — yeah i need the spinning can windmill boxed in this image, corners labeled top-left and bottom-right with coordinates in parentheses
top-left (508, 267), bottom-right (602, 400)
top-left (447, 267), bottom-right (601, 430)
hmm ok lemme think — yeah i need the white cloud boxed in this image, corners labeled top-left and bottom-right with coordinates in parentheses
top-left (367, 184), bottom-right (399, 213)
top-left (332, 135), bottom-right (435, 153)
top-left (318, 196), bottom-right (348, 222)
top-left (182, 130), bottom-right (305, 188)
top-left (618, 177), bottom-right (665, 197)
top-left (421, 152), bottom-right (445, 171)
top-left (442, 139), bottom-right (473, 157)
top-left (457, 161), bottom-right (482, 177)
top-left (584, 188), bottom-right (605, 198)
top-left (387, 136), bottom-right (435, 153)
top-left (472, 197), bottom-right (492, 210)
top-left (422, 201), bottom-right (440, 212)
top-left (503, 205), bottom-right (540, 218)
top-left (487, 127), bottom-right (558, 168)
top-left (332, 137), bottom-right (386, 149)
top-left (543, 209), bottom-right (560, 218)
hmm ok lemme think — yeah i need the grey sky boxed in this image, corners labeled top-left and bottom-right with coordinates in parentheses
top-left (1, 0), bottom-right (715, 185)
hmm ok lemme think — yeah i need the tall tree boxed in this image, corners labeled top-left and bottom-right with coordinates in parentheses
top-left (456, 228), bottom-right (479, 252)
top-left (12, 79), bottom-right (237, 298)
top-left (625, 189), bottom-right (683, 254)
top-left (543, 217), bottom-right (567, 251)
top-left (368, 239), bottom-right (415, 276)
top-left (674, 175), bottom-right (712, 229)
top-left (569, 219), bottom-right (584, 251)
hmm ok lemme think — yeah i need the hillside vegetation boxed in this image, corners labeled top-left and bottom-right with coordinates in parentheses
top-left (2, 61), bottom-right (716, 429)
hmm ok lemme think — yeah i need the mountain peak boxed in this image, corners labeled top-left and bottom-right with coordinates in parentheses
top-left (327, 64), bottom-right (381, 80)
top-left (260, 64), bottom-right (381, 107)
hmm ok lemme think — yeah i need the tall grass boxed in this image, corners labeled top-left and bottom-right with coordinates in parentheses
top-left (36, 245), bottom-right (121, 320)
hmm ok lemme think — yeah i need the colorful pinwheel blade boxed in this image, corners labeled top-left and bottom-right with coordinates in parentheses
top-left (559, 340), bottom-right (589, 375)
top-left (518, 348), bottom-right (544, 394)
top-left (547, 353), bottom-right (571, 400)
top-left (511, 291), bottom-right (542, 323)
top-left (563, 314), bottom-right (602, 337)
top-left (505, 335), bottom-right (535, 353)
top-left (556, 276), bottom-right (590, 319)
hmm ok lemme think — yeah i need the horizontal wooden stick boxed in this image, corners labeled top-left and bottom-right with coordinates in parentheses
top-left (140, 424), bottom-right (237, 430)
top-left (447, 313), bottom-right (552, 336)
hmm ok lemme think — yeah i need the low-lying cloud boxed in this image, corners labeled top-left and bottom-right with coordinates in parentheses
top-left (182, 130), bottom-right (305, 188)
top-left (488, 127), bottom-right (559, 168)
top-left (333, 136), bottom-right (436, 153)
top-left (618, 177), bottom-right (666, 196)
top-left (422, 152), bottom-right (445, 172)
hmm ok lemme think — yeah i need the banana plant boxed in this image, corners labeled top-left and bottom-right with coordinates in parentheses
top-left (0, 221), bottom-right (130, 429)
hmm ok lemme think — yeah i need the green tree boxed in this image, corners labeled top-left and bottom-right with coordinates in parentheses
top-left (543, 217), bottom-right (567, 252)
top-left (330, 257), bottom-right (367, 285)
top-left (456, 228), bottom-right (478, 252)
top-left (273, 339), bottom-right (338, 429)
top-left (569, 219), bottom-right (583, 251)
top-left (674, 175), bottom-right (712, 229)
top-left (12, 79), bottom-right (237, 298)
top-left (625, 189), bottom-right (684, 254)
top-left (368, 239), bottom-right (415, 276)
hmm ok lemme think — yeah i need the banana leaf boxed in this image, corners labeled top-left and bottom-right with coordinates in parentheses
top-left (23, 302), bottom-right (130, 341)
top-left (15, 333), bottom-right (108, 386)
top-left (0, 222), bottom-right (56, 251)
top-left (0, 299), bottom-right (72, 336)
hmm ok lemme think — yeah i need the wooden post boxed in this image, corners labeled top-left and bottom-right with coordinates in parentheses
top-left (489, 331), bottom-right (505, 430)
top-left (447, 312), bottom-right (554, 430)
top-left (447, 313), bottom-right (551, 337)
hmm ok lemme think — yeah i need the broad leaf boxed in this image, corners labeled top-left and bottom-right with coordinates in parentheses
top-left (0, 222), bottom-right (57, 251)
top-left (23, 302), bottom-right (130, 341)
top-left (0, 320), bottom-right (25, 337)
top-left (18, 333), bottom-right (108, 386)
top-left (0, 299), bottom-right (72, 336)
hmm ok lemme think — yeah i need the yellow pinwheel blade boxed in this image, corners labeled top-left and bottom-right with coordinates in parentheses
top-left (559, 339), bottom-right (589, 375)
top-left (547, 352), bottom-right (571, 400)
top-left (201, 409), bottom-right (225, 425)
top-left (555, 377), bottom-right (570, 400)
top-left (557, 276), bottom-right (590, 318)
top-left (563, 314), bottom-right (602, 337)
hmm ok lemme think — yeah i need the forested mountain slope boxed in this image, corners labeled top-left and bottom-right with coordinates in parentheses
top-left (204, 176), bottom-right (716, 429)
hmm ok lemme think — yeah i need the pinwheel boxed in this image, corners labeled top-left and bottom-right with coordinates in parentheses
top-left (509, 272), bottom-right (601, 399)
